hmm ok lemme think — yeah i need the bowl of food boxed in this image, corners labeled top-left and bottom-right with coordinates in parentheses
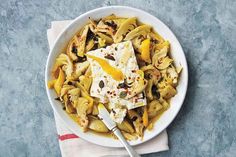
top-left (45, 6), bottom-right (188, 147)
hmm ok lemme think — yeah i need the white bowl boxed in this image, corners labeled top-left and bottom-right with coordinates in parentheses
top-left (45, 6), bottom-right (188, 148)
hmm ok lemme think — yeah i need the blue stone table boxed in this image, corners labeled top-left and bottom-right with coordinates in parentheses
top-left (0, 0), bottom-right (235, 157)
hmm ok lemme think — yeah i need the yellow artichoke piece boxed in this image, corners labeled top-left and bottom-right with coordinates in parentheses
top-left (124, 25), bottom-right (151, 40)
top-left (60, 85), bottom-right (74, 97)
top-left (97, 32), bottom-right (113, 44)
top-left (147, 100), bottom-right (163, 118)
top-left (54, 68), bottom-right (65, 95)
top-left (113, 17), bottom-right (136, 43)
top-left (63, 94), bottom-right (76, 114)
top-left (155, 57), bottom-right (173, 70)
top-left (145, 79), bottom-right (154, 100)
top-left (127, 110), bottom-right (144, 137)
top-left (117, 120), bottom-right (135, 133)
top-left (160, 85), bottom-right (177, 99)
top-left (76, 25), bottom-right (89, 57)
top-left (85, 39), bottom-right (95, 52)
top-left (88, 119), bottom-right (109, 133)
top-left (76, 97), bottom-right (89, 131)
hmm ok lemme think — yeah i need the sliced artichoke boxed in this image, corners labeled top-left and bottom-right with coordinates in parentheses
top-left (124, 25), bottom-right (151, 40)
top-left (60, 85), bottom-right (75, 97)
top-left (149, 31), bottom-right (164, 44)
top-left (68, 88), bottom-right (81, 107)
top-left (54, 68), bottom-right (65, 95)
top-left (147, 100), bottom-right (163, 118)
top-left (145, 79), bottom-right (154, 100)
top-left (79, 75), bottom-right (92, 92)
top-left (152, 46), bottom-right (168, 68)
top-left (97, 32), bottom-right (113, 44)
top-left (76, 97), bottom-right (89, 131)
top-left (127, 110), bottom-right (144, 137)
top-left (67, 39), bottom-right (78, 61)
top-left (53, 54), bottom-right (73, 78)
top-left (113, 17), bottom-right (137, 43)
top-left (96, 21), bottom-right (115, 37)
top-left (167, 66), bottom-right (178, 85)
top-left (88, 116), bottom-right (109, 133)
top-left (131, 36), bottom-right (142, 51)
top-left (63, 94), bottom-right (76, 114)
top-left (76, 25), bottom-right (89, 57)
top-left (85, 39), bottom-right (95, 52)
top-left (155, 57), bottom-right (173, 70)
top-left (159, 85), bottom-right (177, 99)
top-left (74, 61), bottom-right (90, 78)
top-left (117, 120), bottom-right (135, 133)
top-left (127, 78), bottom-right (147, 99)
top-left (122, 131), bottom-right (138, 141)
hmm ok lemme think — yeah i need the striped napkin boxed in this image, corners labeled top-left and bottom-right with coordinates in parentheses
top-left (47, 20), bottom-right (169, 157)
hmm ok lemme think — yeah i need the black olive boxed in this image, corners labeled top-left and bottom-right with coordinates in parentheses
top-left (86, 28), bottom-right (95, 43)
top-left (62, 106), bottom-right (66, 110)
top-left (99, 80), bottom-right (105, 88)
top-left (104, 55), bottom-right (115, 61)
top-left (73, 56), bottom-right (87, 63)
top-left (71, 45), bottom-right (77, 54)
top-left (152, 85), bottom-right (160, 99)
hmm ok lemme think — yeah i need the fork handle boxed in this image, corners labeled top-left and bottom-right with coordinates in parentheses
top-left (113, 128), bottom-right (141, 157)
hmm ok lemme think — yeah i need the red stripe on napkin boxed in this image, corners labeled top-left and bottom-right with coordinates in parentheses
top-left (58, 134), bottom-right (79, 141)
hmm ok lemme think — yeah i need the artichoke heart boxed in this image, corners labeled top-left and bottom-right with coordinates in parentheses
top-left (113, 17), bottom-right (136, 43)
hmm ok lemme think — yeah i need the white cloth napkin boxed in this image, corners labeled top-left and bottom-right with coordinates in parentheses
top-left (47, 20), bottom-right (169, 157)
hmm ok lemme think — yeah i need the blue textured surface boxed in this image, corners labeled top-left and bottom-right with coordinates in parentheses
top-left (0, 0), bottom-right (236, 157)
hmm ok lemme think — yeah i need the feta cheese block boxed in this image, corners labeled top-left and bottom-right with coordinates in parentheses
top-left (87, 41), bottom-right (147, 123)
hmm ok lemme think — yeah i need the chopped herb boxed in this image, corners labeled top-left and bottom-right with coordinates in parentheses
top-left (86, 28), bottom-right (95, 43)
top-left (63, 107), bottom-right (66, 110)
top-left (104, 21), bottom-right (117, 30)
top-left (115, 47), bottom-right (118, 51)
top-left (99, 80), bottom-right (105, 88)
top-left (119, 91), bottom-right (127, 98)
top-left (104, 54), bottom-right (115, 61)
